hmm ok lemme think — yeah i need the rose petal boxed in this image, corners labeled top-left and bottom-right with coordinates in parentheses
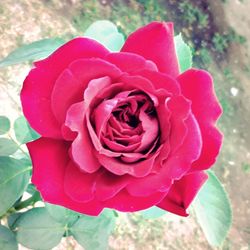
top-left (21, 38), bottom-right (109, 138)
top-left (65, 102), bottom-right (101, 173)
top-left (105, 52), bottom-right (158, 72)
top-left (134, 70), bottom-right (180, 95)
top-left (96, 149), bottom-right (160, 177)
top-left (177, 69), bottom-right (223, 171)
top-left (122, 22), bottom-right (179, 77)
top-left (126, 173), bottom-right (172, 196)
top-left (64, 161), bottom-right (98, 202)
top-left (28, 137), bottom-right (103, 216)
top-left (51, 59), bottom-right (121, 124)
top-left (104, 189), bottom-right (167, 212)
top-left (157, 171), bottom-right (208, 216)
top-left (160, 114), bottom-right (202, 180)
top-left (95, 172), bottom-right (131, 201)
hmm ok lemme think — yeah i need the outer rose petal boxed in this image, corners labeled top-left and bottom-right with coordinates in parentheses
top-left (105, 52), bottom-right (158, 73)
top-left (21, 38), bottom-right (109, 138)
top-left (177, 69), bottom-right (223, 171)
top-left (64, 161), bottom-right (98, 202)
top-left (121, 22), bottom-right (179, 77)
top-left (51, 59), bottom-right (121, 124)
top-left (157, 171), bottom-right (208, 216)
top-left (28, 138), bottom-right (103, 216)
top-left (104, 189), bottom-right (167, 212)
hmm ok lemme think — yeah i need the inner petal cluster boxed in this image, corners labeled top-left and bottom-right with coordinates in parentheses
top-left (92, 90), bottom-right (160, 163)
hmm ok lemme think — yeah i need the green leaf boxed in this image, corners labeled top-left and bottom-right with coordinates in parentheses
top-left (8, 212), bottom-right (23, 231)
top-left (140, 206), bottom-right (166, 219)
top-left (84, 20), bottom-right (125, 51)
top-left (14, 116), bottom-right (40, 144)
top-left (0, 138), bottom-right (19, 156)
top-left (70, 209), bottom-right (116, 250)
top-left (0, 157), bottom-right (31, 216)
top-left (0, 116), bottom-right (11, 135)
top-left (45, 203), bottom-right (80, 227)
top-left (0, 38), bottom-right (65, 68)
top-left (16, 207), bottom-right (65, 250)
top-left (193, 170), bottom-right (232, 247)
top-left (0, 225), bottom-right (18, 250)
top-left (174, 34), bottom-right (192, 72)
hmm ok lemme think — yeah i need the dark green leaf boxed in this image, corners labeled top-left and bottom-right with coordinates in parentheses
top-left (84, 20), bottom-right (125, 51)
top-left (0, 138), bottom-right (19, 156)
top-left (193, 170), bottom-right (232, 247)
top-left (140, 206), bottom-right (166, 219)
top-left (45, 203), bottom-right (80, 227)
top-left (0, 157), bottom-right (31, 216)
top-left (0, 225), bottom-right (18, 250)
top-left (70, 209), bottom-right (116, 250)
top-left (14, 116), bottom-right (40, 144)
top-left (0, 116), bottom-right (11, 135)
top-left (0, 38), bottom-right (65, 68)
top-left (174, 34), bottom-right (192, 72)
top-left (16, 207), bottom-right (65, 250)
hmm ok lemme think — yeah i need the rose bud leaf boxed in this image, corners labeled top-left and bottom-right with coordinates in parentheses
top-left (0, 38), bottom-right (65, 68)
top-left (84, 20), bottom-right (125, 51)
top-left (14, 116), bottom-right (40, 144)
top-left (174, 33), bottom-right (192, 72)
top-left (193, 170), bottom-right (232, 247)
top-left (0, 157), bottom-right (31, 216)
top-left (0, 225), bottom-right (18, 250)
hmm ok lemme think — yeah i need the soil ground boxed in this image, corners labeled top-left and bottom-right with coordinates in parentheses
top-left (0, 0), bottom-right (249, 249)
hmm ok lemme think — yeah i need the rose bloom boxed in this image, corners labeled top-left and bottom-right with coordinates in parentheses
top-left (21, 22), bottom-right (222, 216)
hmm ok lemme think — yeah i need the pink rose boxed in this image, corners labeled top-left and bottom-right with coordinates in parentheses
top-left (21, 22), bottom-right (222, 216)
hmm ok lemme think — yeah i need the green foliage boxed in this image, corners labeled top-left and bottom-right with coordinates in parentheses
top-left (0, 138), bottom-right (19, 156)
top-left (178, 1), bottom-right (209, 28)
top-left (242, 163), bottom-right (250, 173)
top-left (70, 209), bottom-right (116, 250)
top-left (140, 206), bottom-right (166, 219)
top-left (174, 33), bottom-right (192, 72)
top-left (193, 170), bottom-right (232, 247)
top-left (0, 116), bottom-right (11, 135)
top-left (0, 38), bottom-right (65, 68)
top-left (0, 157), bottom-right (31, 216)
top-left (212, 29), bottom-right (246, 53)
top-left (84, 20), bottom-right (125, 51)
top-left (0, 225), bottom-right (18, 250)
top-left (15, 207), bottom-right (65, 249)
top-left (45, 203), bottom-right (80, 227)
top-left (14, 116), bottom-right (40, 144)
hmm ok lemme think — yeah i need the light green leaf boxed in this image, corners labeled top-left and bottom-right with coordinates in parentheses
top-left (0, 225), bottom-right (18, 250)
top-left (70, 209), bottom-right (116, 250)
top-left (0, 38), bottom-right (65, 68)
top-left (45, 203), bottom-right (80, 227)
top-left (0, 138), bottom-right (19, 156)
top-left (0, 157), bottom-right (31, 216)
top-left (16, 207), bottom-right (65, 250)
top-left (0, 116), bottom-right (11, 135)
top-left (193, 170), bottom-right (232, 247)
top-left (14, 116), bottom-right (40, 144)
top-left (84, 20), bottom-right (125, 51)
top-left (140, 206), bottom-right (166, 219)
top-left (174, 34), bottom-right (192, 72)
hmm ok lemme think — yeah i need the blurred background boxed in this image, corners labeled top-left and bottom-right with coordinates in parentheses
top-left (0, 0), bottom-right (249, 249)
